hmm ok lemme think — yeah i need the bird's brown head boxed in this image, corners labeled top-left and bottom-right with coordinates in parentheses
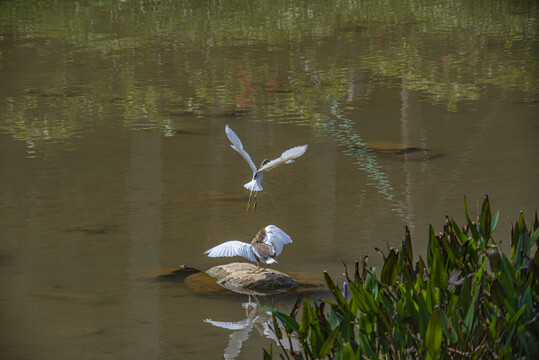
top-left (251, 228), bottom-right (266, 244)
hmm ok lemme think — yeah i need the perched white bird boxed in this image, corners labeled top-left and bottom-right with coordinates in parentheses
top-left (204, 225), bottom-right (293, 272)
top-left (225, 124), bottom-right (308, 210)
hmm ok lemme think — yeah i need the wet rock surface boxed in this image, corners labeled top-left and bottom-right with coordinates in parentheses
top-left (132, 265), bottom-right (201, 282)
top-left (355, 140), bottom-right (442, 161)
top-left (205, 262), bottom-right (299, 295)
top-left (137, 263), bottom-right (328, 296)
top-left (184, 262), bottom-right (327, 296)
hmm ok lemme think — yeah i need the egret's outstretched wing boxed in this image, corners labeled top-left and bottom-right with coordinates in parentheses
top-left (225, 124), bottom-right (257, 173)
top-left (263, 225), bottom-right (293, 256)
top-left (258, 145), bottom-right (308, 174)
top-left (204, 240), bottom-right (258, 262)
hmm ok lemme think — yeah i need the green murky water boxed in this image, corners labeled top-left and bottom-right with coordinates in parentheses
top-left (0, 1), bottom-right (537, 359)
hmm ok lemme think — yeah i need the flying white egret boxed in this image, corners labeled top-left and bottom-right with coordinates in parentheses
top-left (204, 225), bottom-right (293, 272)
top-left (225, 124), bottom-right (308, 210)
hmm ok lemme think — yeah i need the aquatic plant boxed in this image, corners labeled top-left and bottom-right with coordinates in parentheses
top-left (264, 195), bottom-right (539, 359)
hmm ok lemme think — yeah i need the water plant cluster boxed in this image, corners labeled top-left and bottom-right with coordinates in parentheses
top-left (264, 196), bottom-right (538, 359)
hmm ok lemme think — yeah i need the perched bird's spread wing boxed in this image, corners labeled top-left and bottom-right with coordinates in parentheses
top-left (258, 145), bottom-right (308, 174)
top-left (203, 315), bottom-right (257, 330)
top-left (263, 225), bottom-right (293, 256)
top-left (205, 310), bottom-right (259, 359)
top-left (204, 240), bottom-right (258, 262)
top-left (225, 124), bottom-right (257, 173)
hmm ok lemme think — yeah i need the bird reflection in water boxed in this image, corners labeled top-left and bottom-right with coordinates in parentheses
top-left (204, 297), bottom-right (300, 359)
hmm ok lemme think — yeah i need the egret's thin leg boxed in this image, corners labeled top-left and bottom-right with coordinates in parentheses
top-left (252, 192), bottom-right (258, 210)
top-left (247, 191), bottom-right (253, 211)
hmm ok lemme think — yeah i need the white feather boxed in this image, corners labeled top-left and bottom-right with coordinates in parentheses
top-left (263, 225), bottom-right (293, 256)
top-left (257, 145), bottom-right (308, 174)
top-left (225, 125), bottom-right (308, 197)
top-left (203, 317), bottom-right (257, 330)
top-left (243, 175), bottom-right (263, 191)
top-left (204, 240), bottom-right (258, 262)
top-left (204, 225), bottom-right (293, 265)
top-left (225, 124), bottom-right (257, 173)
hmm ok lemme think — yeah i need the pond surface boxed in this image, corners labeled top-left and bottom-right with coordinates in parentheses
top-left (0, 1), bottom-right (538, 359)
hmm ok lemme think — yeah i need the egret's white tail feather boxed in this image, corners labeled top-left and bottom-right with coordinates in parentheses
top-left (244, 179), bottom-right (263, 192)
top-left (285, 160), bottom-right (295, 164)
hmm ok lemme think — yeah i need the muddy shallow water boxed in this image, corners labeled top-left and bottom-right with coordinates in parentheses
top-left (1, 1), bottom-right (538, 359)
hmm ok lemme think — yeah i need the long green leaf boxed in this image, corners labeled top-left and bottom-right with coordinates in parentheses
top-left (405, 226), bottom-right (414, 263)
top-left (463, 286), bottom-right (480, 333)
top-left (463, 196), bottom-right (473, 224)
top-left (425, 278), bottom-right (438, 311)
top-left (531, 249), bottom-right (539, 286)
top-left (401, 227), bottom-right (415, 283)
top-left (324, 271), bottom-right (349, 312)
top-left (358, 314), bottom-right (373, 334)
top-left (349, 283), bottom-right (371, 314)
top-left (450, 217), bottom-right (468, 244)
top-left (349, 282), bottom-right (379, 315)
top-left (514, 227), bottom-right (529, 269)
top-left (480, 194), bottom-right (492, 241)
top-left (439, 308), bottom-right (458, 344)
top-left (426, 308), bottom-right (442, 360)
top-left (530, 227), bottom-right (539, 247)
top-left (290, 295), bottom-right (302, 319)
top-left (300, 297), bottom-right (311, 337)
top-left (416, 256), bottom-right (427, 287)
top-left (359, 332), bottom-right (377, 359)
top-left (271, 313), bottom-right (283, 340)
top-left (342, 342), bottom-right (357, 360)
top-left (319, 327), bottom-right (340, 358)
top-left (509, 304), bottom-right (527, 328)
top-left (487, 248), bottom-right (502, 274)
top-left (263, 345), bottom-right (273, 360)
top-left (491, 211), bottom-right (500, 232)
top-left (431, 238), bottom-right (448, 289)
top-left (428, 225), bottom-right (436, 267)
top-left (328, 307), bottom-right (340, 331)
top-left (381, 249), bottom-right (398, 286)
top-left (341, 310), bottom-right (355, 343)
top-left (464, 196), bottom-right (481, 239)
top-left (440, 233), bottom-right (458, 265)
top-left (263, 307), bottom-right (300, 333)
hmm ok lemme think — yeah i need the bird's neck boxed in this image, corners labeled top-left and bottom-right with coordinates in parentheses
top-left (251, 229), bottom-right (266, 244)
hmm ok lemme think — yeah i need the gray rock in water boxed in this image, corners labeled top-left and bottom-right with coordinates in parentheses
top-left (206, 262), bottom-right (299, 295)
